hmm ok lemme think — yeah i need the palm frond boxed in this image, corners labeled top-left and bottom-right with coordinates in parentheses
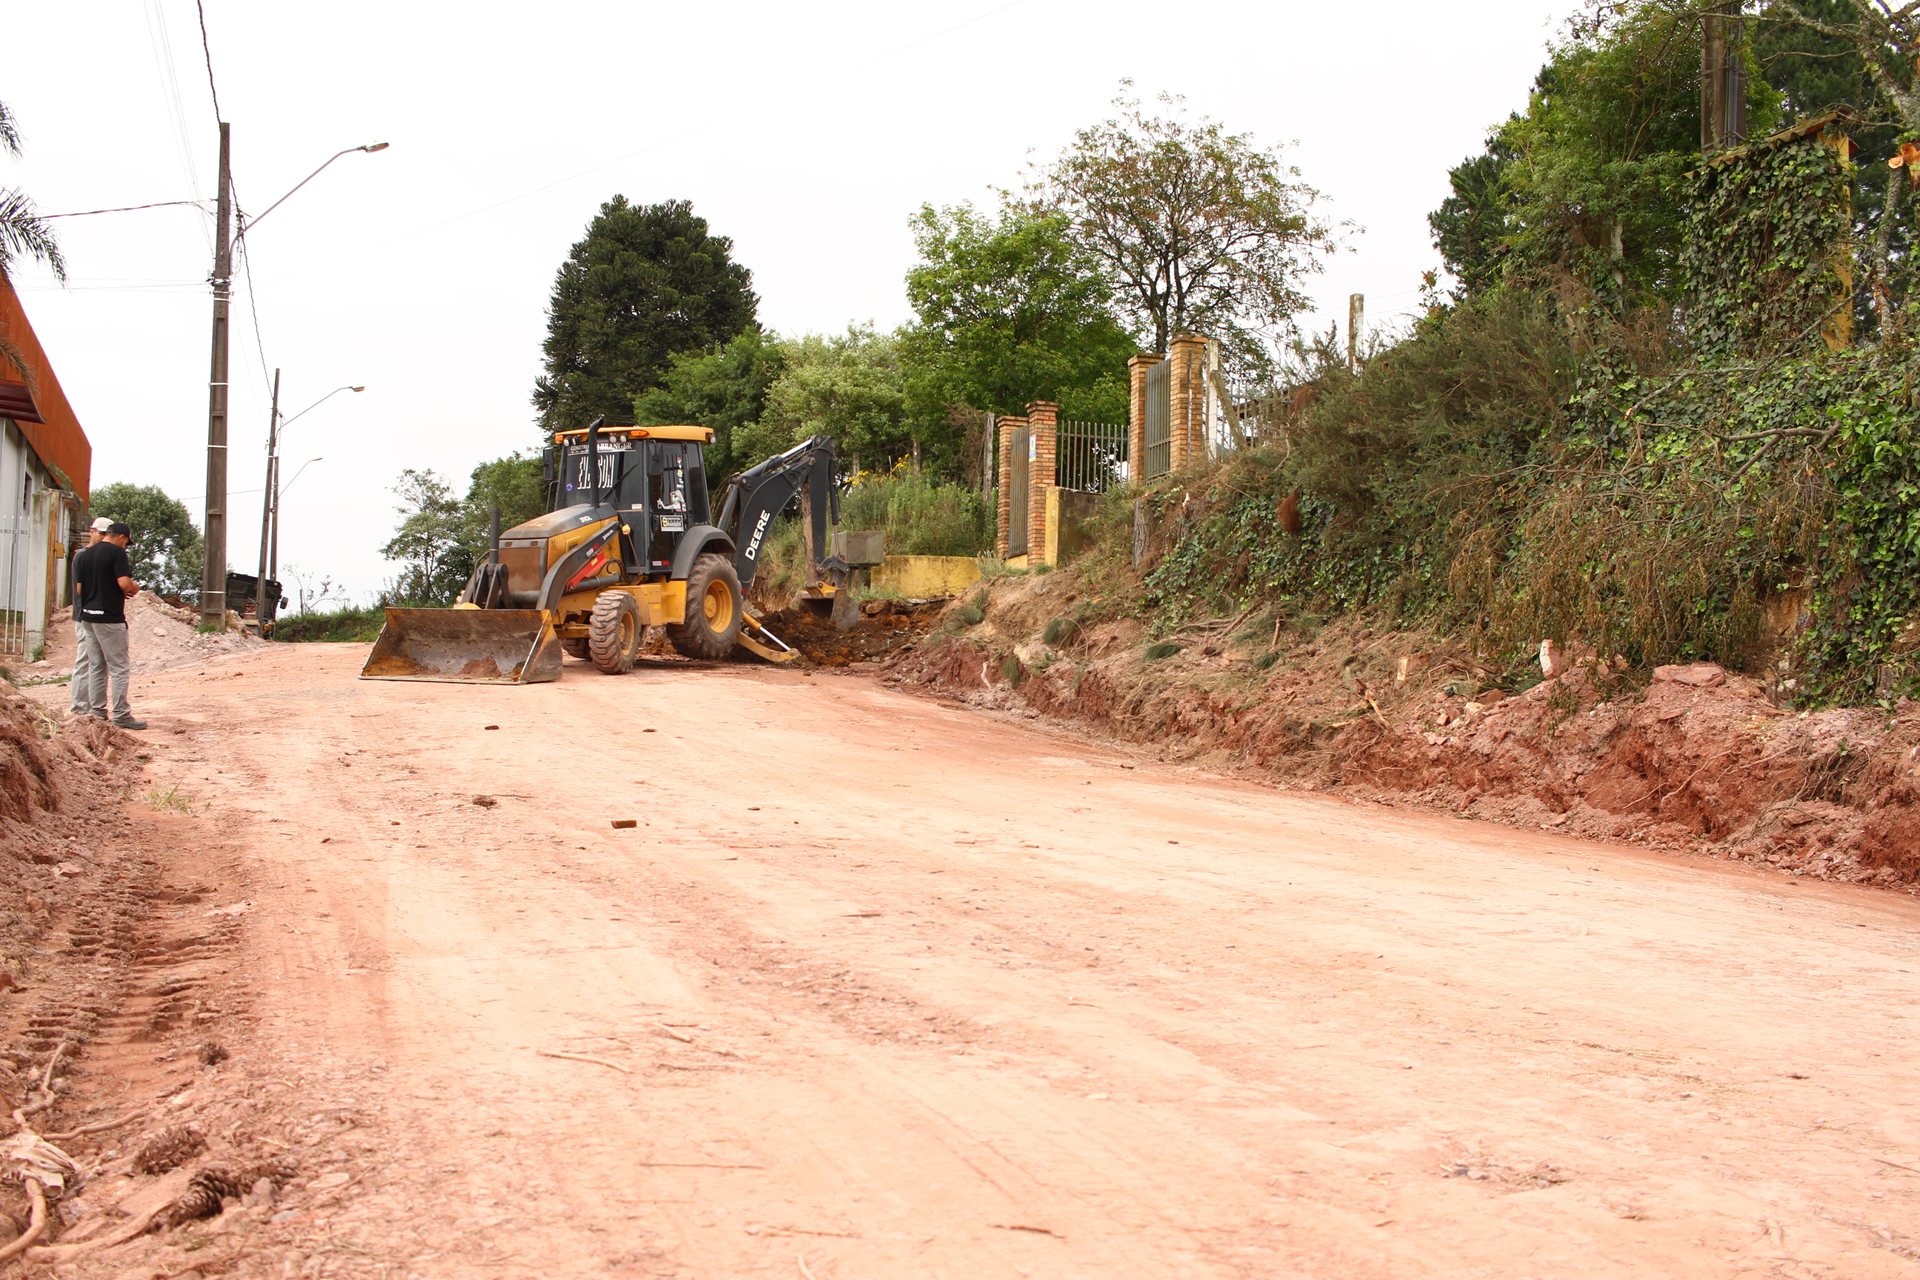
top-left (0, 188), bottom-right (67, 281)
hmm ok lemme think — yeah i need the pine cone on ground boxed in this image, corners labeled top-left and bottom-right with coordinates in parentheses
top-left (160, 1159), bottom-right (297, 1228)
top-left (133, 1125), bottom-right (205, 1175)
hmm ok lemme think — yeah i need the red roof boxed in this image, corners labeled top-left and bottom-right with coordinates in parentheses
top-left (0, 271), bottom-right (91, 504)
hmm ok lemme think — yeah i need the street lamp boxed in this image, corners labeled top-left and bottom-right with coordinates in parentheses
top-left (242, 143), bottom-right (391, 236)
top-left (282, 457), bottom-right (325, 494)
top-left (201, 133), bottom-right (388, 629)
top-left (256, 378), bottom-right (363, 626)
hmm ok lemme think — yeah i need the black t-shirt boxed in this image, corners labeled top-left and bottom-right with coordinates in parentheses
top-left (74, 542), bottom-right (132, 624)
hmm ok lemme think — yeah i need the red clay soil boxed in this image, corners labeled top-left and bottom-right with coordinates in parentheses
top-left (887, 576), bottom-right (1920, 888)
top-left (751, 597), bottom-right (944, 667)
top-left (5, 618), bottom-right (1920, 1275)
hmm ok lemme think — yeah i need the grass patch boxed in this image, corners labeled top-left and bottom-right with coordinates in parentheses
top-left (145, 785), bottom-right (194, 815)
top-left (1143, 641), bottom-right (1183, 661)
top-left (274, 606), bottom-right (387, 643)
top-left (999, 653), bottom-right (1025, 688)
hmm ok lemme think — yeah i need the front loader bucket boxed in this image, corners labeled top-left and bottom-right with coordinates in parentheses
top-left (359, 608), bottom-right (564, 685)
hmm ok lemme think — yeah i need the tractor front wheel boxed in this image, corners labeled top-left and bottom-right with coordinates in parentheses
top-left (668, 553), bottom-right (743, 659)
top-left (588, 590), bottom-right (642, 674)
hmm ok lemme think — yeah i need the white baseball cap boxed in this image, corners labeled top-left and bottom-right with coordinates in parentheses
top-left (90, 516), bottom-right (113, 532)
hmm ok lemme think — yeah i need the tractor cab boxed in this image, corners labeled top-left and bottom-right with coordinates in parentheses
top-left (547, 424), bottom-right (715, 574)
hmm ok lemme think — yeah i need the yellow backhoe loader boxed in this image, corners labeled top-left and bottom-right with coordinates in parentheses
top-left (360, 421), bottom-right (847, 684)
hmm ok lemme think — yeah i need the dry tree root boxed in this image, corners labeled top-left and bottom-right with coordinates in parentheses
top-left (45, 1109), bottom-right (151, 1142)
top-left (0, 1180), bottom-right (48, 1264)
top-left (24, 1204), bottom-right (163, 1261)
top-left (535, 1049), bottom-right (630, 1075)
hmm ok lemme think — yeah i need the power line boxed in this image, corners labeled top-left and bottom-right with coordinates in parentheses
top-left (233, 232), bottom-right (275, 397)
top-left (142, 0), bottom-right (211, 254)
top-left (42, 199), bottom-right (211, 220)
top-left (194, 0), bottom-right (222, 123)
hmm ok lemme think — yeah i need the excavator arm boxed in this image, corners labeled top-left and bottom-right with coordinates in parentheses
top-left (715, 435), bottom-right (847, 593)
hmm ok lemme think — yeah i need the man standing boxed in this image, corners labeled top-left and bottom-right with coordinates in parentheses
top-left (72, 521), bottom-right (145, 730)
top-left (67, 516), bottom-right (111, 719)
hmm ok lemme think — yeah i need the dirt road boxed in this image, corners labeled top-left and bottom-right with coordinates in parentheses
top-left (39, 642), bottom-right (1920, 1278)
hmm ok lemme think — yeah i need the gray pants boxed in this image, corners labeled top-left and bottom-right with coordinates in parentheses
top-left (81, 622), bottom-right (133, 722)
top-left (69, 619), bottom-right (96, 714)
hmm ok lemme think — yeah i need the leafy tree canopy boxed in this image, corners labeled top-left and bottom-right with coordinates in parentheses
top-left (87, 482), bottom-right (201, 599)
top-left (1434, 3), bottom-right (1779, 303)
top-left (739, 327), bottom-right (912, 475)
top-left (532, 196), bottom-right (758, 433)
top-left (379, 469), bottom-right (467, 605)
top-left (459, 452), bottom-right (546, 550)
top-left (633, 329), bottom-right (788, 481)
top-left (903, 203), bottom-right (1134, 424)
top-left (1026, 85), bottom-right (1336, 381)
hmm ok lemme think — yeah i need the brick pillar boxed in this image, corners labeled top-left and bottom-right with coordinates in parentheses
top-left (1166, 334), bottom-right (1206, 473)
top-left (1026, 401), bottom-right (1057, 562)
top-left (995, 414), bottom-right (1025, 558)
top-left (1127, 353), bottom-right (1160, 486)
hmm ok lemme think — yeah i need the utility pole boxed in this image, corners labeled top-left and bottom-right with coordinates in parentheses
top-left (199, 121), bottom-right (233, 630)
top-left (254, 367), bottom-right (280, 630)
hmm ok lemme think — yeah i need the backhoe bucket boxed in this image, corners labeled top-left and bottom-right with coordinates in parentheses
top-left (359, 608), bottom-right (564, 685)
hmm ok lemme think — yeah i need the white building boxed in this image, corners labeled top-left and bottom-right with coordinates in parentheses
top-left (0, 272), bottom-right (91, 664)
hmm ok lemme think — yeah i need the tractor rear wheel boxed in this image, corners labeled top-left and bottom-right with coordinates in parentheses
top-left (668, 552), bottom-right (743, 659)
top-left (588, 590), bottom-right (642, 674)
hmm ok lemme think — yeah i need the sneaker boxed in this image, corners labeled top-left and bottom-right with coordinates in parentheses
top-left (110, 717), bottom-right (148, 731)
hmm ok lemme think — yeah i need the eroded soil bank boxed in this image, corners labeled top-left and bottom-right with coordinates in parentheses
top-left (888, 573), bottom-right (1920, 887)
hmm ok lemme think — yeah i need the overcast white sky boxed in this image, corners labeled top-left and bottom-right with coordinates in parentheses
top-left (4, 0), bottom-right (1576, 606)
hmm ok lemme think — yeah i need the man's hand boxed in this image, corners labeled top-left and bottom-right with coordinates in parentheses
top-left (118, 576), bottom-right (140, 598)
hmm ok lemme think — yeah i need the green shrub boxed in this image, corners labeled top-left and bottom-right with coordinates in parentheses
top-left (274, 606), bottom-right (388, 644)
top-left (839, 472), bottom-right (991, 556)
top-left (1144, 642), bottom-right (1183, 661)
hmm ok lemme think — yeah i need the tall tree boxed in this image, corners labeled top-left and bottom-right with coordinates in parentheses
top-left (87, 482), bottom-right (201, 599)
top-left (633, 330), bottom-right (787, 480)
top-left (1428, 134), bottom-right (1520, 298)
top-left (1027, 87), bottom-right (1335, 379)
top-left (1436, 4), bottom-right (1777, 304)
top-left (380, 469), bottom-right (468, 605)
top-left (0, 99), bottom-right (64, 283)
top-left (532, 197), bottom-right (758, 433)
top-left (904, 203), bottom-right (1135, 423)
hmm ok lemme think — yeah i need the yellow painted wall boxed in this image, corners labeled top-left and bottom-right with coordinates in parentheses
top-left (870, 554), bottom-right (984, 598)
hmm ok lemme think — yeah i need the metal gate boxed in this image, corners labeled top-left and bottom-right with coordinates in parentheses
top-left (1142, 360), bottom-right (1171, 480)
top-left (1006, 420), bottom-right (1030, 557)
top-left (1057, 420), bottom-right (1127, 492)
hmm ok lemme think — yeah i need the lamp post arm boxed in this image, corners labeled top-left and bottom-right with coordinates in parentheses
top-left (241, 142), bottom-right (388, 239)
